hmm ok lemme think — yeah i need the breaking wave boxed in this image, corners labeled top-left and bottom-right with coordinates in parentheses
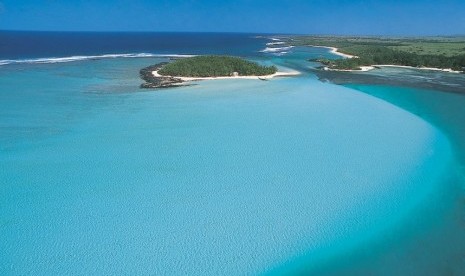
top-left (260, 46), bottom-right (294, 56)
top-left (0, 53), bottom-right (196, 66)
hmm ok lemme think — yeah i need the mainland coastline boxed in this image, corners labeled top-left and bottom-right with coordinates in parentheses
top-left (319, 53), bottom-right (463, 73)
top-left (281, 36), bottom-right (465, 73)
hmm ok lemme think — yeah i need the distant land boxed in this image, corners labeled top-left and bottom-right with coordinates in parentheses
top-left (283, 36), bottom-right (465, 72)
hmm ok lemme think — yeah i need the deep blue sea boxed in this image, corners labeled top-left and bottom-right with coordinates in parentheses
top-left (1, 31), bottom-right (464, 275)
top-left (0, 31), bottom-right (267, 60)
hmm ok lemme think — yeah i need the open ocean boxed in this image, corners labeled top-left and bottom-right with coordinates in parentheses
top-left (1, 31), bottom-right (464, 275)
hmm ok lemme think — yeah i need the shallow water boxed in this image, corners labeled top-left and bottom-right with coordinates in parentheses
top-left (1, 32), bottom-right (465, 274)
top-left (0, 53), bottom-right (456, 274)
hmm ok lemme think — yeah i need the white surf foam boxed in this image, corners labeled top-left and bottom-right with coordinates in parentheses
top-left (266, 41), bottom-right (286, 46)
top-left (260, 46), bottom-right (294, 53)
top-left (0, 53), bottom-right (196, 66)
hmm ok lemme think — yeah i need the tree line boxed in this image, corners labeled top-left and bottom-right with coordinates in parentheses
top-left (159, 56), bottom-right (277, 77)
top-left (314, 45), bottom-right (465, 71)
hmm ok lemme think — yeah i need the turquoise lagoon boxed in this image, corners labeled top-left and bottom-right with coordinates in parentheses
top-left (0, 47), bottom-right (461, 274)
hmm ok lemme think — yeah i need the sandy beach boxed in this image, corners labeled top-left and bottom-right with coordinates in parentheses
top-left (310, 45), bottom-right (358, 58)
top-left (374, 64), bottom-right (463, 73)
top-left (152, 70), bottom-right (300, 81)
top-left (312, 45), bottom-right (463, 73)
top-left (323, 66), bottom-right (375, 72)
top-left (323, 64), bottom-right (463, 73)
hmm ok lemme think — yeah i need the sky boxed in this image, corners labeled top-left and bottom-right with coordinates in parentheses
top-left (0, 0), bottom-right (464, 35)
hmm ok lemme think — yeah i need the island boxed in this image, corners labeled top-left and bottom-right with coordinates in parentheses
top-left (140, 55), bottom-right (298, 89)
top-left (282, 36), bottom-right (465, 72)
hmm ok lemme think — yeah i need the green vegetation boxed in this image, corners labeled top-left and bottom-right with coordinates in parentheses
top-left (158, 55), bottom-right (277, 77)
top-left (287, 36), bottom-right (465, 71)
top-left (394, 42), bottom-right (465, 57)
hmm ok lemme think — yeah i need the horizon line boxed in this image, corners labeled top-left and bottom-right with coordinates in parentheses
top-left (1, 29), bottom-right (465, 38)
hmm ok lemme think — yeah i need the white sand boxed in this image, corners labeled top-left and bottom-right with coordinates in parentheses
top-left (152, 70), bottom-right (300, 81)
top-left (324, 64), bottom-right (463, 73)
top-left (374, 65), bottom-right (463, 73)
top-left (323, 66), bottom-right (375, 72)
top-left (310, 45), bottom-right (358, 58)
top-left (310, 45), bottom-right (463, 74)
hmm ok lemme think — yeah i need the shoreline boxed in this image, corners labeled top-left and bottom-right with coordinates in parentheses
top-left (374, 64), bottom-right (463, 73)
top-left (309, 45), bottom-right (358, 59)
top-left (310, 46), bottom-right (463, 74)
top-left (152, 69), bottom-right (300, 81)
top-left (322, 64), bottom-right (463, 73)
top-left (323, 66), bottom-right (375, 72)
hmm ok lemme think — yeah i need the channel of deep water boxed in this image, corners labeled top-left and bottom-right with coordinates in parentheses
top-left (264, 47), bottom-right (465, 275)
top-left (327, 83), bottom-right (465, 275)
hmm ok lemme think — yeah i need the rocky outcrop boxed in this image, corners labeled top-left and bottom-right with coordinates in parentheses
top-left (139, 62), bottom-right (189, 89)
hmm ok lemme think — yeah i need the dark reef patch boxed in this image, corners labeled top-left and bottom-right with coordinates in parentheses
top-left (311, 68), bottom-right (465, 94)
top-left (139, 62), bottom-right (190, 89)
